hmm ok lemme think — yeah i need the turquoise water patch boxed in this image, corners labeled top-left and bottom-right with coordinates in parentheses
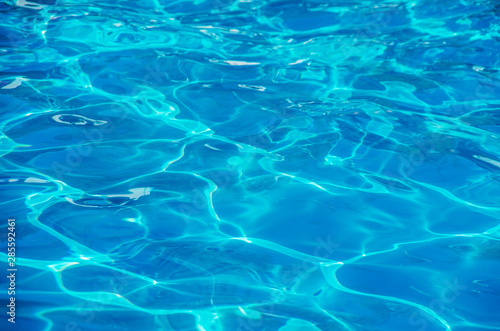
top-left (1, 0), bottom-right (500, 330)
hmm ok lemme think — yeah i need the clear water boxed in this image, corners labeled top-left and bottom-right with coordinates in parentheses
top-left (1, 0), bottom-right (500, 330)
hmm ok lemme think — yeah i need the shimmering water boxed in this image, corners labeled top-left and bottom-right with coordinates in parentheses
top-left (1, 0), bottom-right (500, 330)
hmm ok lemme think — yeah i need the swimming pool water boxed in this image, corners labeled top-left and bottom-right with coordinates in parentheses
top-left (1, 0), bottom-right (500, 330)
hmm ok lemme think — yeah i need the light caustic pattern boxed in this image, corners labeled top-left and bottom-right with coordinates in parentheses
top-left (1, 0), bottom-right (500, 330)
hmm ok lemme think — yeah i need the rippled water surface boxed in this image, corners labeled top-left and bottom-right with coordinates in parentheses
top-left (1, 0), bottom-right (500, 330)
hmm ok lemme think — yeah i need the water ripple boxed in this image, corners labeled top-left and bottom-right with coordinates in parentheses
top-left (1, 0), bottom-right (500, 330)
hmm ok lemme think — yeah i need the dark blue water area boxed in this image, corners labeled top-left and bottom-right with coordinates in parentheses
top-left (1, 0), bottom-right (500, 330)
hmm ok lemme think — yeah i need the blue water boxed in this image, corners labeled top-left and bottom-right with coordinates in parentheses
top-left (1, 0), bottom-right (500, 330)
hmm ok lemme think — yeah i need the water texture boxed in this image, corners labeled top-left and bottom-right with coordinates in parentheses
top-left (1, 0), bottom-right (500, 330)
